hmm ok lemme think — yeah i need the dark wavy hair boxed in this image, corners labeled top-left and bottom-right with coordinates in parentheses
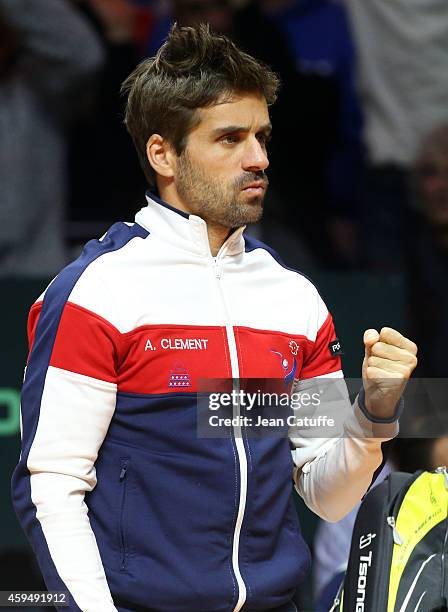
top-left (121, 23), bottom-right (280, 187)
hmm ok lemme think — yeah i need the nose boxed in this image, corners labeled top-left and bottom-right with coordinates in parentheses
top-left (242, 136), bottom-right (269, 173)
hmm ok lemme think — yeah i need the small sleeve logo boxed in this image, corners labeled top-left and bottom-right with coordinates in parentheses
top-left (328, 339), bottom-right (343, 357)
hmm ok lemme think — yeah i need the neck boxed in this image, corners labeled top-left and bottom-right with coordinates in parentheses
top-left (207, 224), bottom-right (233, 257)
top-left (157, 183), bottom-right (232, 257)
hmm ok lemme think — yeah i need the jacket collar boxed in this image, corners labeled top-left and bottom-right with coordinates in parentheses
top-left (135, 192), bottom-right (246, 258)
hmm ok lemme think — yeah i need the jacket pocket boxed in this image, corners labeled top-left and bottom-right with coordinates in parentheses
top-left (118, 458), bottom-right (130, 570)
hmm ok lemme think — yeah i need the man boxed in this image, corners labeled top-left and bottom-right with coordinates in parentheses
top-left (12, 24), bottom-right (417, 612)
top-left (344, 0), bottom-right (448, 271)
top-left (409, 124), bottom-right (448, 378)
top-left (0, 0), bottom-right (104, 277)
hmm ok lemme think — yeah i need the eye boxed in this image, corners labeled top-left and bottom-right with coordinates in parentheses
top-left (220, 134), bottom-right (240, 145)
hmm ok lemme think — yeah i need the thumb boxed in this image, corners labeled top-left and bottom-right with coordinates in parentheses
top-left (363, 328), bottom-right (379, 357)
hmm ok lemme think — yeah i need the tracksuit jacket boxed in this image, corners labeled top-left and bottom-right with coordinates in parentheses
top-left (11, 194), bottom-right (399, 612)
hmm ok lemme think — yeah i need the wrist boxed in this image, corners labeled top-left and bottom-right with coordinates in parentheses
top-left (358, 386), bottom-right (404, 424)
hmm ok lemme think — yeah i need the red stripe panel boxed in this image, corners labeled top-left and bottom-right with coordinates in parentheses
top-left (234, 326), bottom-right (310, 380)
top-left (300, 312), bottom-right (342, 380)
top-left (118, 325), bottom-right (232, 394)
top-left (36, 299), bottom-right (341, 391)
top-left (50, 302), bottom-right (120, 383)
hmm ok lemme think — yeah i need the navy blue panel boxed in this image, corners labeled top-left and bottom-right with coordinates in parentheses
top-left (86, 392), bottom-right (239, 612)
top-left (239, 434), bottom-right (311, 609)
top-left (11, 222), bottom-right (149, 610)
top-left (83, 391), bottom-right (311, 611)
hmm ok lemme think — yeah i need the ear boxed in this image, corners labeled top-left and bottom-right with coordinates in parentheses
top-left (146, 134), bottom-right (176, 180)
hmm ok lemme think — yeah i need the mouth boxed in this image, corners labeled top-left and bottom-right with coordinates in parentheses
top-left (241, 182), bottom-right (267, 196)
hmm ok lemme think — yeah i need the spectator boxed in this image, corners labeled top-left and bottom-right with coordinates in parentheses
top-left (267, 0), bottom-right (364, 267)
top-left (344, 0), bottom-right (448, 271)
top-left (408, 125), bottom-right (448, 377)
top-left (69, 0), bottom-right (149, 232)
top-left (0, 0), bottom-right (104, 277)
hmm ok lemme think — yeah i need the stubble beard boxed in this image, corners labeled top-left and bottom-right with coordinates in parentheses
top-left (175, 150), bottom-right (267, 229)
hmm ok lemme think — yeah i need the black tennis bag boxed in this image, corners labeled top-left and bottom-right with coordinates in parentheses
top-left (330, 468), bottom-right (448, 611)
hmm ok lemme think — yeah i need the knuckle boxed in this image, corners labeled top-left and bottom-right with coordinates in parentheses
top-left (379, 327), bottom-right (388, 339)
top-left (380, 326), bottom-right (393, 338)
top-left (371, 343), bottom-right (382, 356)
top-left (372, 342), bottom-right (388, 357)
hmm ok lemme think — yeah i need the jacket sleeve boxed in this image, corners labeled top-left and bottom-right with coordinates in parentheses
top-left (0, 0), bottom-right (104, 102)
top-left (289, 292), bottom-right (399, 523)
top-left (11, 297), bottom-right (120, 611)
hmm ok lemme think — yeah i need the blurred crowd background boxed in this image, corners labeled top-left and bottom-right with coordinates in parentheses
top-left (1, 0), bottom-right (448, 609)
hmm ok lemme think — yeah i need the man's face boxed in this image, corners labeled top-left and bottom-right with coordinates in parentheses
top-left (173, 93), bottom-right (271, 229)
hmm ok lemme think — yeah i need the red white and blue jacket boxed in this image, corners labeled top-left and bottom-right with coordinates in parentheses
top-left (12, 195), bottom-right (398, 612)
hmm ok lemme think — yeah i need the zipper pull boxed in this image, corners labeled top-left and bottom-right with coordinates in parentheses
top-left (387, 516), bottom-right (403, 545)
top-left (213, 260), bottom-right (222, 279)
top-left (119, 465), bottom-right (127, 481)
top-left (435, 466), bottom-right (448, 489)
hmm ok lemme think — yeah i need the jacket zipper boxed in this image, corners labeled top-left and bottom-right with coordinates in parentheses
top-left (212, 255), bottom-right (248, 612)
top-left (119, 460), bottom-right (129, 570)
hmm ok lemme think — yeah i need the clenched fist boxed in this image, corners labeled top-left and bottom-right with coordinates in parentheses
top-left (362, 327), bottom-right (418, 420)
